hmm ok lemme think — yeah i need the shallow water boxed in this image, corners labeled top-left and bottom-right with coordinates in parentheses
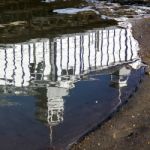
top-left (0, 1), bottom-right (149, 150)
top-left (0, 25), bottom-right (146, 150)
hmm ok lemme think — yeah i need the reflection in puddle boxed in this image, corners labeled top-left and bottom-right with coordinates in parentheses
top-left (42, 0), bottom-right (60, 2)
top-left (53, 7), bottom-right (98, 14)
top-left (0, 27), bottom-right (140, 88)
top-left (0, 27), bottom-right (145, 150)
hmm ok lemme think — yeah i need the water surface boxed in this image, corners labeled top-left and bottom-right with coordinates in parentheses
top-left (0, 26), bottom-right (145, 150)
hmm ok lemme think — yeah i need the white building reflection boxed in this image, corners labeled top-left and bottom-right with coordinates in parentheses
top-left (47, 86), bottom-right (67, 144)
top-left (0, 27), bottom-right (140, 88)
top-left (0, 27), bottom-right (142, 144)
top-left (0, 27), bottom-right (141, 117)
top-left (111, 65), bottom-right (132, 88)
top-left (42, 0), bottom-right (58, 2)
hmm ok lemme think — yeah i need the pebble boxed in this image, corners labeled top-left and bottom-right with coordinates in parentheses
top-left (145, 68), bottom-right (150, 76)
top-left (133, 124), bottom-right (136, 127)
top-left (97, 143), bottom-right (101, 146)
top-left (113, 133), bottom-right (117, 139)
top-left (145, 71), bottom-right (150, 75)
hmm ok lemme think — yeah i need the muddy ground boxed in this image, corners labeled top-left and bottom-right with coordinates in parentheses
top-left (71, 17), bottom-right (150, 150)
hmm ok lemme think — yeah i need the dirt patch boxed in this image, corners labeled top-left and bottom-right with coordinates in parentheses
top-left (132, 18), bottom-right (150, 65)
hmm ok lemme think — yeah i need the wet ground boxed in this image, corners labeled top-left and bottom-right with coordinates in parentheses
top-left (0, 0), bottom-right (150, 150)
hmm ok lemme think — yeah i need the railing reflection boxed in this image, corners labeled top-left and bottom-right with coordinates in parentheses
top-left (0, 27), bottom-right (140, 90)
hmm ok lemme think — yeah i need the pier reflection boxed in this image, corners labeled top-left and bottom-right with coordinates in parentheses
top-left (0, 27), bottom-right (145, 149)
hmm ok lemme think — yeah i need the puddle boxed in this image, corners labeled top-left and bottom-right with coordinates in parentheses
top-left (0, 26), bottom-right (145, 150)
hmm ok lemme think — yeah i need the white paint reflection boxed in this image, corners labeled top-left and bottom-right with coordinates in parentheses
top-left (42, 0), bottom-right (60, 2)
top-left (0, 27), bottom-right (140, 90)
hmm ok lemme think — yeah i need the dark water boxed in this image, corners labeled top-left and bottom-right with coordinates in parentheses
top-left (0, 26), bottom-right (145, 150)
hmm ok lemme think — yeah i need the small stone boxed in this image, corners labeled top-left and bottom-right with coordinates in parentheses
top-left (86, 137), bottom-right (89, 140)
top-left (145, 68), bottom-right (150, 76)
top-left (146, 72), bottom-right (150, 75)
top-left (0, 25), bottom-right (5, 28)
top-left (133, 124), bottom-right (136, 127)
top-left (113, 133), bottom-right (117, 139)
top-left (97, 143), bottom-right (101, 146)
top-left (132, 115), bottom-right (135, 118)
